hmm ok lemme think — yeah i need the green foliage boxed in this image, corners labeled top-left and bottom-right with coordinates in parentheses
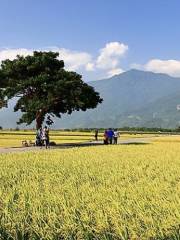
top-left (0, 51), bottom-right (102, 128)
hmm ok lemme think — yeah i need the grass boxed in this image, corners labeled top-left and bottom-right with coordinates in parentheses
top-left (0, 138), bottom-right (180, 239)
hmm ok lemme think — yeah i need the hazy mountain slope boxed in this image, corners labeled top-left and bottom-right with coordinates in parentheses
top-left (121, 91), bottom-right (180, 128)
top-left (0, 99), bottom-right (29, 129)
top-left (58, 70), bottom-right (180, 128)
top-left (1, 69), bottom-right (180, 129)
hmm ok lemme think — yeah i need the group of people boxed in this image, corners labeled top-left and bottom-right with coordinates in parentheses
top-left (36, 126), bottom-right (50, 148)
top-left (95, 128), bottom-right (120, 144)
top-left (104, 128), bottom-right (120, 144)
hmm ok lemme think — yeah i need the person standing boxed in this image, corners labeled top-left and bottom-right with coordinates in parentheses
top-left (95, 129), bottom-right (98, 141)
top-left (36, 127), bottom-right (42, 146)
top-left (42, 126), bottom-right (49, 149)
top-left (107, 128), bottom-right (114, 144)
top-left (103, 130), bottom-right (108, 144)
top-left (113, 129), bottom-right (119, 144)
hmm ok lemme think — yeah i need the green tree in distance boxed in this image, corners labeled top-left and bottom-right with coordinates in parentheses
top-left (0, 51), bottom-right (103, 129)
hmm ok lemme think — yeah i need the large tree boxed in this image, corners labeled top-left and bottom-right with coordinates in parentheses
top-left (0, 51), bottom-right (102, 129)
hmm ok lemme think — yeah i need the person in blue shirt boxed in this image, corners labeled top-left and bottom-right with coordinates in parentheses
top-left (107, 128), bottom-right (114, 144)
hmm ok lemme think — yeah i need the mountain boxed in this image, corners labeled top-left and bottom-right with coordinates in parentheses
top-left (58, 69), bottom-right (180, 129)
top-left (1, 69), bottom-right (180, 129)
top-left (123, 91), bottom-right (180, 128)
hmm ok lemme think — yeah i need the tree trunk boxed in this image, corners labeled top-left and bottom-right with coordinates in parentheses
top-left (36, 110), bottom-right (43, 130)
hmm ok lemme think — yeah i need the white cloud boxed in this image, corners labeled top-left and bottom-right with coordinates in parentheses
top-left (107, 68), bottom-right (124, 78)
top-left (96, 42), bottom-right (128, 70)
top-left (130, 63), bottom-right (142, 70)
top-left (0, 47), bottom-right (92, 72)
top-left (144, 59), bottom-right (180, 77)
top-left (0, 42), bottom-right (129, 80)
top-left (0, 48), bottom-right (34, 62)
top-left (7, 46), bottom-right (180, 80)
top-left (56, 48), bottom-right (92, 71)
top-left (131, 59), bottom-right (180, 77)
top-left (85, 62), bottom-right (95, 71)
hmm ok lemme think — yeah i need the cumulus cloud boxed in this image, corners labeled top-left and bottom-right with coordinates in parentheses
top-left (144, 59), bottom-right (180, 77)
top-left (85, 62), bottom-right (95, 71)
top-left (0, 42), bottom-right (128, 79)
top-left (56, 48), bottom-right (92, 71)
top-left (96, 42), bottom-right (128, 70)
top-left (130, 63), bottom-right (142, 70)
top-left (0, 47), bottom-right (92, 72)
top-left (131, 59), bottom-right (180, 77)
top-left (107, 68), bottom-right (124, 78)
top-left (0, 48), bottom-right (34, 62)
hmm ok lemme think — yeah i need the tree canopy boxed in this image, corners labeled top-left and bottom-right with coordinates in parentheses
top-left (0, 51), bottom-right (103, 129)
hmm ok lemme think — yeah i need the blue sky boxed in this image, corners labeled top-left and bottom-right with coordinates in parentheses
top-left (1, 0), bottom-right (180, 81)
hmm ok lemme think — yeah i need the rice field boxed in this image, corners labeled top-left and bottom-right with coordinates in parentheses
top-left (0, 131), bottom-right (95, 147)
top-left (0, 130), bottom-right (159, 148)
top-left (0, 134), bottom-right (180, 239)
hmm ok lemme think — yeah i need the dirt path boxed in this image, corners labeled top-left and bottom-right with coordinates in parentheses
top-left (0, 138), bottom-right (152, 154)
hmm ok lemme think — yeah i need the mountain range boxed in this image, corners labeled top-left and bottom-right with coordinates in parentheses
top-left (1, 69), bottom-right (180, 129)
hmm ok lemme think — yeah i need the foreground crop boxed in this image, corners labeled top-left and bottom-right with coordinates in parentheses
top-left (0, 142), bottom-right (180, 239)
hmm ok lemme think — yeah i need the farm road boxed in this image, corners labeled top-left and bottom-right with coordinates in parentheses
top-left (0, 137), bottom-right (152, 154)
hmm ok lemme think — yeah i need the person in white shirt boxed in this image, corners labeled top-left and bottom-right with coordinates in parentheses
top-left (113, 130), bottom-right (119, 144)
top-left (42, 126), bottom-right (49, 149)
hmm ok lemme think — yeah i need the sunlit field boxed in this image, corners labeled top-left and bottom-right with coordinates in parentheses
top-left (0, 130), bottom-right (162, 148)
top-left (0, 131), bottom-right (95, 147)
top-left (0, 136), bottom-right (180, 239)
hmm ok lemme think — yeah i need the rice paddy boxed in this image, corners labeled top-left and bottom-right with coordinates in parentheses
top-left (0, 132), bottom-right (180, 239)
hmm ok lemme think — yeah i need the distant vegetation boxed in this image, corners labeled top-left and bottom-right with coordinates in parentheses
top-left (1, 126), bottom-right (180, 132)
top-left (63, 127), bottom-right (180, 133)
top-left (1, 127), bottom-right (180, 135)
